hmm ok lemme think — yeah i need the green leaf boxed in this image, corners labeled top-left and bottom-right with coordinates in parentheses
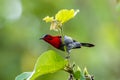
top-left (74, 71), bottom-right (80, 79)
top-left (83, 67), bottom-right (93, 80)
top-left (73, 69), bottom-right (85, 80)
top-left (73, 65), bottom-right (85, 80)
top-left (29, 50), bottom-right (68, 80)
top-left (73, 65), bottom-right (81, 79)
top-left (83, 67), bottom-right (89, 76)
top-left (80, 74), bottom-right (85, 80)
top-left (15, 72), bottom-right (32, 80)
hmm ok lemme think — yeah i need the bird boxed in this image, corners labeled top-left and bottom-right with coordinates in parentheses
top-left (40, 34), bottom-right (94, 53)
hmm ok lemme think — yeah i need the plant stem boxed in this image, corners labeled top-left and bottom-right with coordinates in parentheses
top-left (59, 26), bottom-right (72, 80)
top-left (59, 27), bottom-right (70, 59)
top-left (58, 25), bottom-right (75, 80)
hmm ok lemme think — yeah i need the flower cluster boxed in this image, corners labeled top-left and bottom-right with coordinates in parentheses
top-left (43, 9), bottom-right (79, 31)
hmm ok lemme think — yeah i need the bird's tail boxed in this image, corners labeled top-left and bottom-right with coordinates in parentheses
top-left (81, 43), bottom-right (94, 47)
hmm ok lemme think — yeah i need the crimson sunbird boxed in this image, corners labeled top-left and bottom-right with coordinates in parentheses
top-left (40, 34), bottom-right (94, 52)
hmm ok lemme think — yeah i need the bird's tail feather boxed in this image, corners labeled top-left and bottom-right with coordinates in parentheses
top-left (81, 43), bottom-right (94, 47)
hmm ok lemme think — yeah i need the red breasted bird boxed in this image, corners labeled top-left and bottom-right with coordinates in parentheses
top-left (40, 34), bottom-right (94, 52)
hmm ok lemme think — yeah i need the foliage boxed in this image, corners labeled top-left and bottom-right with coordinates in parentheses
top-left (16, 50), bottom-right (68, 80)
top-left (1, 0), bottom-right (120, 80)
top-left (16, 9), bottom-right (94, 80)
top-left (43, 9), bottom-right (79, 31)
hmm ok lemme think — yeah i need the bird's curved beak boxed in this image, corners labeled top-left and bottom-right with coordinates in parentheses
top-left (39, 37), bottom-right (43, 40)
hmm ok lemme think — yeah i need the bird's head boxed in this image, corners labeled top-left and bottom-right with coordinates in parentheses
top-left (40, 34), bottom-right (53, 41)
top-left (40, 34), bottom-right (62, 49)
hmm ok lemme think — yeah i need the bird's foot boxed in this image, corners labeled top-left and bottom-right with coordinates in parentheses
top-left (65, 55), bottom-right (70, 59)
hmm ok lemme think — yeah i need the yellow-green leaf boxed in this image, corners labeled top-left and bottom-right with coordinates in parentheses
top-left (83, 67), bottom-right (89, 76)
top-left (28, 50), bottom-right (68, 80)
top-left (55, 9), bottom-right (79, 23)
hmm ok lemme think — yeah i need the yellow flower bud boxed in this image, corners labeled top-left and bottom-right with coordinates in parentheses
top-left (43, 16), bottom-right (54, 23)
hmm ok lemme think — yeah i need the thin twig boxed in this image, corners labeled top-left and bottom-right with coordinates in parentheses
top-left (60, 27), bottom-right (70, 59)
top-left (59, 25), bottom-right (74, 80)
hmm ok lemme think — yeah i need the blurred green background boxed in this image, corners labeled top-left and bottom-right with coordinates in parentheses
top-left (0, 0), bottom-right (120, 80)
